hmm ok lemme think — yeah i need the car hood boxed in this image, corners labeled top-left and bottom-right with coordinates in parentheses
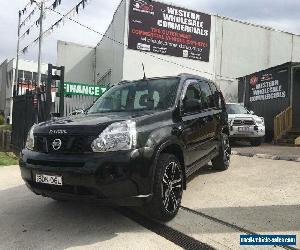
top-left (34, 111), bottom-right (159, 135)
top-left (228, 114), bottom-right (261, 119)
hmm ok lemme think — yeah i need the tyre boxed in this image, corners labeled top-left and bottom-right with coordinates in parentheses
top-left (250, 138), bottom-right (262, 146)
top-left (212, 133), bottom-right (231, 171)
top-left (147, 153), bottom-right (184, 221)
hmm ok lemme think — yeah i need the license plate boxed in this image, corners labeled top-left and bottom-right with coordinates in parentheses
top-left (238, 126), bottom-right (251, 132)
top-left (36, 174), bottom-right (63, 186)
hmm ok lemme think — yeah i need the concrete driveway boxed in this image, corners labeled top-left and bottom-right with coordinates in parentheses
top-left (0, 155), bottom-right (299, 249)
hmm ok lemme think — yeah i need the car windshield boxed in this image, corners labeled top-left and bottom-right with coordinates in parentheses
top-left (88, 77), bottom-right (180, 114)
top-left (226, 104), bottom-right (249, 114)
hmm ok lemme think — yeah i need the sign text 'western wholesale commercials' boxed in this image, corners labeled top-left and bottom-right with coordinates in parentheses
top-left (128, 0), bottom-right (211, 62)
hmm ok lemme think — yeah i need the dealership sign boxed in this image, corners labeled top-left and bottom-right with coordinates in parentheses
top-left (57, 82), bottom-right (107, 97)
top-left (248, 70), bottom-right (288, 103)
top-left (128, 0), bottom-right (211, 62)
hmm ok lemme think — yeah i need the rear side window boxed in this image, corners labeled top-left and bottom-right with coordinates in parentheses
top-left (198, 81), bottom-right (214, 109)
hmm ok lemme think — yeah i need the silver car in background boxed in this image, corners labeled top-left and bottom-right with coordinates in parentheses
top-left (226, 103), bottom-right (265, 146)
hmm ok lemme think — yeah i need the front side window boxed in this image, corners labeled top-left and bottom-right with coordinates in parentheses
top-left (88, 77), bottom-right (180, 114)
top-left (182, 80), bottom-right (202, 114)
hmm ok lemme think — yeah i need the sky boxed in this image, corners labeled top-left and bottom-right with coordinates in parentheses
top-left (0, 0), bottom-right (299, 65)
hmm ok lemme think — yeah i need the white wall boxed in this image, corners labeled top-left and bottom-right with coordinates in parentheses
top-left (57, 40), bottom-right (95, 83)
top-left (212, 16), bottom-right (300, 102)
top-left (78, 0), bottom-right (300, 103)
top-left (95, 0), bottom-right (126, 85)
top-left (7, 58), bottom-right (48, 74)
top-left (215, 17), bottom-right (299, 79)
top-left (292, 35), bottom-right (300, 62)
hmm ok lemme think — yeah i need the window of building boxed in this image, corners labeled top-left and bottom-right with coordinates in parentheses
top-left (24, 71), bottom-right (32, 84)
top-left (33, 72), bottom-right (37, 84)
top-left (17, 70), bottom-right (24, 81)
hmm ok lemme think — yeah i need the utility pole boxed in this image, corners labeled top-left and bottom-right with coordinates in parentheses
top-left (37, 0), bottom-right (44, 87)
top-left (15, 11), bottom-right (21, 95)
top-left (10, 10), bottom-right (22, 125)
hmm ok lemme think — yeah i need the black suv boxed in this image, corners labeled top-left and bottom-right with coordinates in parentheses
top-left (20, 74), bottom-right (230, 221)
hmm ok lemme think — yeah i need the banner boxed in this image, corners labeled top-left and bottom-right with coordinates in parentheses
top-left (248, 69), bottom-right (289, 103)
top-left (57, 82), bottom-right (107, 97)
top-left (128, 0), bottom-right (211, 62)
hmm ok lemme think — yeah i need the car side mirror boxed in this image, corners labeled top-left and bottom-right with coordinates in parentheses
top-left (183, 98), bottom-right (201, 114)
top-left (249, 110), bottom-right (254, 115)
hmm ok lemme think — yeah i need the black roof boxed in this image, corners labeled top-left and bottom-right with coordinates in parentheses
top-left (115, 73), bottom-right (212, 86)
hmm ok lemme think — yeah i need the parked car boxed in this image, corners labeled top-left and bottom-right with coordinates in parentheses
top-left (226, 103), bottom-right (265, 146)
top-left (19, 74), bottom-right (230, 221)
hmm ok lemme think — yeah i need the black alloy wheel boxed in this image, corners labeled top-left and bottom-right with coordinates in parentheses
top-left (161, 161), bottom-right (183, 214)
top-left (212, 133), bottom-right (231, 170)
top-left (148, 154), bottom-right (184, 221)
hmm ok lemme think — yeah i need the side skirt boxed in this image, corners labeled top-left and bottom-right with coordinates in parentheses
top-left (185, 148), bottom-right (219, 178)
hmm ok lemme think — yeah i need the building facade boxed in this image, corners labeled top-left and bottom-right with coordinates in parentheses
top-left (57, 0), bottom-right (300, 102)
top-left (0, 58), bottom-right (48, 123)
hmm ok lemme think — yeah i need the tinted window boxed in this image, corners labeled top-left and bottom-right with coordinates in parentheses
top-left (88, 78), bottom-right (180, 113)
top-left (198, 81), bottom-right (214, 109)
top-left (183, 81), bottom-right (202, 114)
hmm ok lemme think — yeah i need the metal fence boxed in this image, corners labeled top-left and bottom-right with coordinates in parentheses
top-left (11, 92), bottom-right (37, 152)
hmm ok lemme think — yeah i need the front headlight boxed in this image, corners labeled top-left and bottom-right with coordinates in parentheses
top-left (91, 120), bottom-right (137, 152)
top-left (25, 125), bottom-right (36, 150)
top-left (255, 117), bottom-right (264, 126)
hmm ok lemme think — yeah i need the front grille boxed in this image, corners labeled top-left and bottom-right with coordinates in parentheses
top-left (27, 159), bottom-right (84, 168)
top-left (28, 181), bottom-right (95, 196)
top-left (34, 135), bottom-right (96, 153)
top-left (232, 119), bottom-right (255, 126)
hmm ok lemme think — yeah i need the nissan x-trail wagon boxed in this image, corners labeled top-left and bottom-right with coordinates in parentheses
top-left (20, 74), bottom-right (230, 221)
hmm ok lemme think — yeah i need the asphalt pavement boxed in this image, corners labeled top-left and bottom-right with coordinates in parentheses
top-left (0, 155), bottom-right (299, 249)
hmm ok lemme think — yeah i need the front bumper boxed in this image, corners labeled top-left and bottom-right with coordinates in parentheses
top-left (19, 148), bottom-right (154, 206)
top-left (229, 125), bottom-right (265, 138)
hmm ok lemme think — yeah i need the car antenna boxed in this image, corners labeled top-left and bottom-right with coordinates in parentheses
top-left (142, 63), bottom-right (147, 80)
